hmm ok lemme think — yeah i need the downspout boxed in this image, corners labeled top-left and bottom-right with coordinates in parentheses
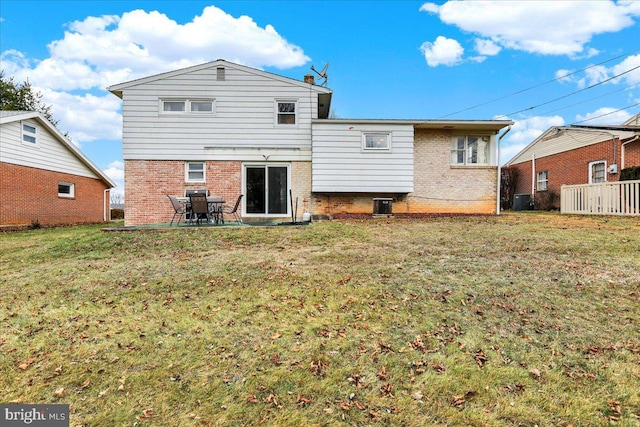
top-left (496, 125), bottom-right (511, 215)
top-left (531, 154), bottom-right (536, 196)
top-left (104, 189), bottom-right (110, 222)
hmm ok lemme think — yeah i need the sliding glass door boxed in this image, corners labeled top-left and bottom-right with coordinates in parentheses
top-left (244, 164), bottom-right (289, 216)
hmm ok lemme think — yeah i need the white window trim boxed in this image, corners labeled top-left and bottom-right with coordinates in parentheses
top-left (21, 121), bottom-right (38, 147)
top-left (160, 99), bottom-right (215, 114)
top-left (241, 162), bottom-right (291, 218)
top-left (536, 171), bottom-right (548, 191)
top-left (274, 100), bottom-right (298, 127)
top-left (362, 132), bottom-right (391, 151)
top-left (185, 161), bottom-right (206, 183)
top-left (450, 135), bottom-right (492, 166)
top-left (589, 160), bottom-right (607, 184)
top-left (58, 182), bottom-right (75, 198)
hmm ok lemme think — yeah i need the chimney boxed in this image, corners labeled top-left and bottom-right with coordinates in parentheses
top-left (304, 74), bottom-right (315, 85)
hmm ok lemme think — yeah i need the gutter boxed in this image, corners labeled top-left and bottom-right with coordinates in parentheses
top-left (496, 125), bottom-right (511, 215)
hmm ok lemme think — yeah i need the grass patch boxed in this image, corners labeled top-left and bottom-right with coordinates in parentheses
top-left (1, 213), bottom-right (639, 426)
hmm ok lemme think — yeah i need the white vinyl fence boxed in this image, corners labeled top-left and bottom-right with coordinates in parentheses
top-left (561, 180), bottom-right (640, 215)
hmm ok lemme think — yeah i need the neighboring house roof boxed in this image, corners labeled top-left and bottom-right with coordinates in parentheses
top-left (505, 120), bottom-right (640, 166)
top-left (108, 59), bottom-right (334, 119)
top-left (0, 110), bottom-right (116, 188)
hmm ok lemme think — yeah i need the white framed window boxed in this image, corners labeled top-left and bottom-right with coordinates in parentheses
top-left (162, 100), bottom-right (186, 112)
top-left (363, 133), bottom-right (391, 150)
top-left (190, 100), bottom-right (214, 113)
top-left (451, 136), bottom-right (490, 165)
top-left (186, 162), bottom-right (205, 182)
top-left (537, 171), bottom-right (548, 191)
top-left (589, 160), bottom-right (606, 183)
top-left (22, 121), bottom-right (38, 146)
top-left (161, 99), bottom-right (215, 114)
top-left (58, 182), bottom-right (75, 198)
top-left (275, 100), bottom-right (297, 125)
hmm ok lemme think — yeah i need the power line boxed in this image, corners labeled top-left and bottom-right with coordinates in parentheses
top-left (501, 64), bottom-right (640, 117)
top-left (537, 85), bottom-right (634, 116)
top-left (570, 102), bottom-right (640, 124)
top-left (438, 50), bottom-right (638, 119)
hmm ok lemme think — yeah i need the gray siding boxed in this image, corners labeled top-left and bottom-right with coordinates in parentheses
top-left (312, 122), bottom-right (414, 192)
top-left (0, 120), bottom-right (97, 178)
top-left (119, 64), bottom-right (325, 160)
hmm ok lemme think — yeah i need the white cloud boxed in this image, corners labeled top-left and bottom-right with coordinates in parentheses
top-left (500, 115), bottom-right (566, 164)
top-left (554, 54), bottom-right (640, 88)
top-left (474, 39), bottom-right (501, 56)
top-left (420, 1), bottom-right (640, 57)
top-left (1, 5), bottom-right (311, 165)
top-left (420, 36), bottom-right (464, 67)
top-left (575, 107), bottom-right (632, 125)
top-left (104, 161), bottom-right (125, 200)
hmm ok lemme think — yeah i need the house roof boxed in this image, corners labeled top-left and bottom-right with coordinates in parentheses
top-left (0, 111), bottom-right (116, 188)
top-left (313, 118), bottom-right (514, 132)
top-left (505, 120), bottom-right (640, 166)
top-left (107, 59), bottom-right (333, 98)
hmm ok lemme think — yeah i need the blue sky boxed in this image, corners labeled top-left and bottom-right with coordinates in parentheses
top-left (2, 0), bottom-right (640, 198)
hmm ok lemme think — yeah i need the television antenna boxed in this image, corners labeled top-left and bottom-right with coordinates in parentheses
top-left (311, 63), bottom-right (329, 86)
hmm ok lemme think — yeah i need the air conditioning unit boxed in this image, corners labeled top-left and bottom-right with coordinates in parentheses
top-left (607, 164), bottom-right (618, 174)
top-left (373, 198), bottom-right (393, 216)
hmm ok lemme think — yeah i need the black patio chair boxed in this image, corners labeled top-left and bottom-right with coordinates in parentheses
top-left (221, 194), bottom-right (243, 224)
top-left (188, 193), bottom-right (211, 225)
top-left (168, 195), bottom-right (190, 226)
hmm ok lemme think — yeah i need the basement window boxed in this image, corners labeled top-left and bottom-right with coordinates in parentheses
top-left (186, 162), bottom-right (205, 182)
top-left (58, 182), bottom-right (75, 198)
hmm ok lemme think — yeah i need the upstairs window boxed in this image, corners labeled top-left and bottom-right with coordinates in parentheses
top-left (537, 171), bottom-right (548, 191)
top-left (58, 182), bottom-right (75, 198)
top-left (276, 101), bottom-right (297, 125)
top-left (451, 136), bottom-right (490, 165)
top-left (186, 162), bottom-right (205, 182)
top-left (163, 101), bottom-right (186, 112)
top-left (22, 122), bottom-right (38, 146)
top-left (589, 160), bottom-right (606, 183)
top-left (161, 99), bottom-right (214, 114)
top-left (363, 133), bottom-right (391, 150)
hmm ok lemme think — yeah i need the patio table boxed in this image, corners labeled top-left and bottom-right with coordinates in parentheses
top-left (176, 196), bottom-right (225, 224)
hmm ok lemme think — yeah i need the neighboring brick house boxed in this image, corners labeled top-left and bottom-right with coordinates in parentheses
top-left (0, 111), bottom-right (115, 227)
top-left (504, 114), bottom-right (640, 209)
top-left (108, 59), bottom-right (512, 226)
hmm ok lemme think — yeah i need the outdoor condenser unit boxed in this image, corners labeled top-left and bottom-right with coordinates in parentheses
top-left (373, 198), bottom-right (393, 216)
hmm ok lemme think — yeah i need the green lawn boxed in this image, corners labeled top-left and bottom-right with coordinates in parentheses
top-left (1, 213), bottom-right (639, 426)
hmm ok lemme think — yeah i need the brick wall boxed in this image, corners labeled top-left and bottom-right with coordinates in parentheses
top-left (125, 160), bottom-right (243, 226)
top-left (509, 139), bottom-right (627, 208)
top-left (311, 129), bottom-right (498, 216)
top-left (624, 139), bottom-right (640, 168)
top-left (0, 162), bottom-right (110, 226)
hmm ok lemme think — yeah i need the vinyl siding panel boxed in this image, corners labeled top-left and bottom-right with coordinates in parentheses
top-left (0, 120), bottom-right (98, 178)
top-left (312, 122), bottom-right (414, 192)
top-left (508, 129), bottom-right (636, 165)
top-left (119, 64), bottom-right (324, 160)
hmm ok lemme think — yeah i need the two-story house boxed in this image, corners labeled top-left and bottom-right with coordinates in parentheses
top-left (108, 59), bottom-right (512, 226)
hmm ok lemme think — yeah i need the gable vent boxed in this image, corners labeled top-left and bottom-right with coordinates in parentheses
top-left (217, 67), bottom-right (225, 81)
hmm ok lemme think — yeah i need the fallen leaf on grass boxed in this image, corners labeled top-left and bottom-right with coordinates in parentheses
top-left (529, 368), bottom-right (541, 380)
top-left (296, 394), bottom-right (311, 406)
top-left (54, 387), bottom-right (65, 398)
